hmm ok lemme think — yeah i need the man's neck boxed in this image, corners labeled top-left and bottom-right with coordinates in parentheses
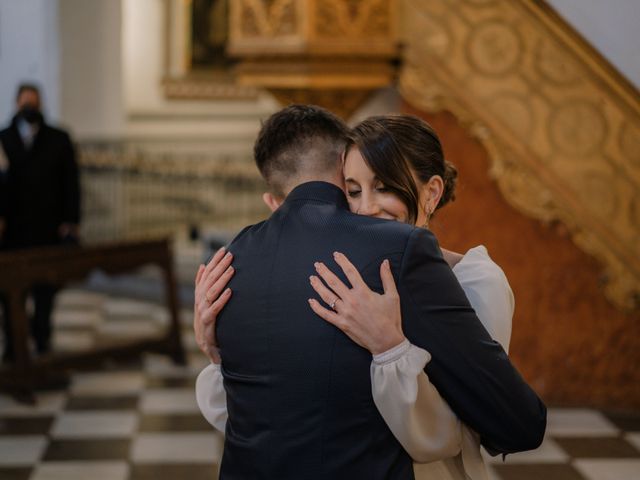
top-left (283, 175), bottom-right (345, 198)
top-left (265, 177), bottom-right (346, 212)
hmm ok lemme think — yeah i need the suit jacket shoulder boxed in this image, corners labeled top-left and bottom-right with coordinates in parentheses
top-left (396, 227), bottom-right (546, 454)
top-left (42, 124), bottom-right (73, 144)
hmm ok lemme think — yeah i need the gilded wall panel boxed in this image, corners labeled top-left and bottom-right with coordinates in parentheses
top-left (313, 0), bottom-right (393, 40)
top-left (229, 0), bottom-right (304, 53)
top-left (229, 0), bottom-right (398, 118)
top-left (399, 0), bottom-right (640, 310)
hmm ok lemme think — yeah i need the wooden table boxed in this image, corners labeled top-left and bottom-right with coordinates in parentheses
top-left (0, 240), bottom-right (186, 402)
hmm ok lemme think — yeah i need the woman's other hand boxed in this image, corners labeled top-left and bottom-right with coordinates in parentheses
top-left (194, 247), bottom-right (235, 364)
top-left (308, 252), bottom-right (405, 355)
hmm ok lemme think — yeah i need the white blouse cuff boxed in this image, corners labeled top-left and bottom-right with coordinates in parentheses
top-left (195, 363), bottom-right (228, 432)
top-left (372, 338), bottom-right (431, 366)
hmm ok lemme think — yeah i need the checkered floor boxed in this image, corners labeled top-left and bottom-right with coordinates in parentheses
top-left (0, 288), bottom-right (638, 480)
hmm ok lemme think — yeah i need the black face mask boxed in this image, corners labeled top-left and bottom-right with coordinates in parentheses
top-left (19, 106), bottom-right (43, 125)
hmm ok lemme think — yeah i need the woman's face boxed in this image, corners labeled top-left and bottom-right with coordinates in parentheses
top-left (343, 147), bottom-right (410, 223)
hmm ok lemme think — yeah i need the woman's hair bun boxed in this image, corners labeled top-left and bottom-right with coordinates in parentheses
top-left (438, 160), bottom-right (458, 209)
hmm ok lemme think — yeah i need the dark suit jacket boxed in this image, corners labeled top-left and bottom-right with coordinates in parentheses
top-left (0, 116), bottom-right (79, 249)
top-left (216, 181), bottom-right (546, 480)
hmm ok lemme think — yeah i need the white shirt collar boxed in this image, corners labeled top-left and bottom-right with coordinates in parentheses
top-left (16, 118), bottom-right (39, 148)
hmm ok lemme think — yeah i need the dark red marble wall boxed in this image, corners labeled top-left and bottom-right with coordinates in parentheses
top-left (403, 104), bottom-right (640, 409)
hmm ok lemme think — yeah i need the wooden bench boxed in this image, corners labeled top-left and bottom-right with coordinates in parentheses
top-left (0, 239), bottom-right (186, 402)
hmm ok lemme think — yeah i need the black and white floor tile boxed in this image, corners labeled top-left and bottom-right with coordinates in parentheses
top-left (1, 288), bottom-right (638, 480)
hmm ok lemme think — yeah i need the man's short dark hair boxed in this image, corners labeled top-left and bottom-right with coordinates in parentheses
top-left (254, 104), bottom-right (350, 197)
top-left (16, 83), bottom-right (41, 102)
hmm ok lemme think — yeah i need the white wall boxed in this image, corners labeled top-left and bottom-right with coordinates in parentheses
top-left (59, 0), bottom-right (125, 139)
top-left (0, 0), bottom-right (60, 124)
top-left (547, 0), bottom-right (640, 88)
top-left (121, 0), bottom-right (277, 144)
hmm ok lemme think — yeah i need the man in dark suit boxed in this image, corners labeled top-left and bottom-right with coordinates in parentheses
top-left (0, 83), bottom-right (80, 362)
top-left (196, 105), bottom-right (546, 479)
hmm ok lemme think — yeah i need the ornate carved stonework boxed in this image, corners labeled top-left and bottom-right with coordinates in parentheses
top-left (269, 89), bottom-right (375, 121)
top-left (230, 0), bottom-right (395, 52)
top-left (231, 0), bottom-right (301, 46)
top-left (313, 0), bottom-right (394, 42)
top-left (229, 0), bottom-right (398, 118)
top-left (399, 0), bottom-right (640, 310)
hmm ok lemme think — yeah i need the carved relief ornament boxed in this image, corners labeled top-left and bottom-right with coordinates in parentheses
top-left (229, 0), bottom-right (399, 118)
top-left (399, 0), bottom-right (640, 310)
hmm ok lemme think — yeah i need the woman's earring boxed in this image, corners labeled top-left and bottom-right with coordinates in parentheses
top-left (421, 206), bottom-right (433, 229)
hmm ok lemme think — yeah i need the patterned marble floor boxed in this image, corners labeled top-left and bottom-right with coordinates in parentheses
top-left (0, 288), bottom-right (638, 480)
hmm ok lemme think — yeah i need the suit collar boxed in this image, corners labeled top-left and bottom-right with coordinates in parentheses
top-left (285, 181), bottom-right (349, 210)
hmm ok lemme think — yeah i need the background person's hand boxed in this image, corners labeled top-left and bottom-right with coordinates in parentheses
top-left (308, 252), bottom-right (405, 355)
top-left (194, 247), bottom-right (234, 364)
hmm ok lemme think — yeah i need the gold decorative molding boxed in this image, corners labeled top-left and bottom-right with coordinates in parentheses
top-left (229, 0), bottom-right (396, 54)
top-left (229, 0), bottom-right (302, 51)
top-left (162, 0), bottom-right (259, 100)
top-left (269, 89), bottom-right (375, 121)
top-left (229, 0), bottom-right (399, 118)
top-left (162, 75), bottom-right (259, 100)
top-left (399, 0), bottom-right (640, 310)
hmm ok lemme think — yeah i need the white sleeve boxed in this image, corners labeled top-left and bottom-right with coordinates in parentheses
top-left (452, 246), bottom-right (514, 352)
top-left (370, 339), bottom-right (462, 463)
top-left (371, 246), bottom-right (514, 470)
top-left (195, 363), bottom-right (228, 433)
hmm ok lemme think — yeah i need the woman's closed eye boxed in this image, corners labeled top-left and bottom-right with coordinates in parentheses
top-left (375, 185), bottom-right (390, 193)
top-left (347, 190), bottom-right (362, 198)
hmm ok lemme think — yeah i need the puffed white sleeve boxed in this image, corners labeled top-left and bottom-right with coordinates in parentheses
top-left (453, 246), bottom-right (514, 478)
top-left (370, 245), bottom-right (514, 472)
top-left (452, 246), bottom-right (513, 352)
top-left (195, 363), bottom-right (228, 433)
top-left (371, 339), bottom-right (462, 463)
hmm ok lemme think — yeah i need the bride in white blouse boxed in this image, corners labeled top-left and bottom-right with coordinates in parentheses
top-left (194, 114), bottom-right (513, 480)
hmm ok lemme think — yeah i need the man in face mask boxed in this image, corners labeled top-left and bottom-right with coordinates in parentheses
top-left (0, 83), bottom-right (80, 362)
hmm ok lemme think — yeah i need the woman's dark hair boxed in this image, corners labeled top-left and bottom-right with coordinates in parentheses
top-left (348, 114), bottom-right (457, 225)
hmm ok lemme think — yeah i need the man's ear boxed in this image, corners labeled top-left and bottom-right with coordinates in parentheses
top-left (262, 192), bottom-right (283, 212)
